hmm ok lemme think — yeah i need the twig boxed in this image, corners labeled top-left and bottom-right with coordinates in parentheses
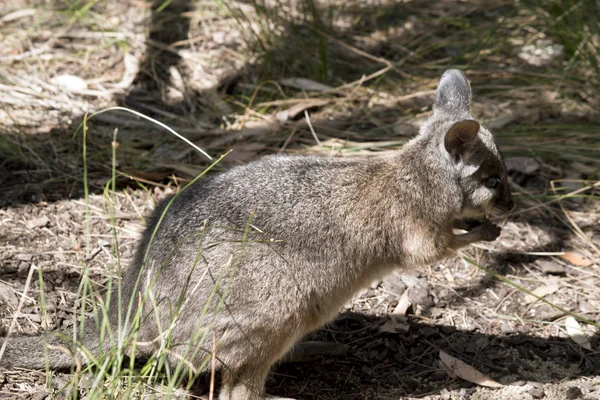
top-left (209, 329), bottom-right (217, 400)
top-left (0, 264), bottom-right (37, 363)
top-left (304, 110), bottom-right (321, 146)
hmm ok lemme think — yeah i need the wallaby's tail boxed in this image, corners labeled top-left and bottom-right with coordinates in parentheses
top-left (0, 323), bottom-right (100, 370)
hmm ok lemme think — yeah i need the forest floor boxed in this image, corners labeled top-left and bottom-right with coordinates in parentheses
top-left (0, 0), bottom-right (599, 399)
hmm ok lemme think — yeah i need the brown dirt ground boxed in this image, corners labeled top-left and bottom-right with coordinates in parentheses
top-left (1, 0), bottom-right (599, 399)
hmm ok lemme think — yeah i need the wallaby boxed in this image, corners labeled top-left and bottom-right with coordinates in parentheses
top-left (0, 70), bottom-right (513, 399)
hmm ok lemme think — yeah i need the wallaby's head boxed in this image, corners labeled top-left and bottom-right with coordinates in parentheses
top-left (421, 69), bottom-right (514, 219)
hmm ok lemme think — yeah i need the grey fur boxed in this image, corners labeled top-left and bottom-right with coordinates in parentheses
top-left (0, 69), bottom-right (512, 400)
top-left (435, 69), bottom-right (472, 116)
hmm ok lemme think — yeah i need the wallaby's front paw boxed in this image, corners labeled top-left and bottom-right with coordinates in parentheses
top-left (476, 221), bottom-right (501, 241)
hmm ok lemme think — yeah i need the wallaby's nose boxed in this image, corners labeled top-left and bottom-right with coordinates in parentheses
top-left (507, 200), bottom-right (515, 211)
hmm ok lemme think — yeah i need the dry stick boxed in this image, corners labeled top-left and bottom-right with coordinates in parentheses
top-left (115, 169), bottom-right (171, 189)
top-left (333, 65), bottom-right (392, 93)
top-left (279, 125), bottom-right (299, 153)
top-left (255, 98), bottom-right (333, 108)
top-left (0, 264), bottom-right (37, 363)
top-left (304, 110), bottom-right (322, 146)
top-left (209, 329), bottom-right (217, 400)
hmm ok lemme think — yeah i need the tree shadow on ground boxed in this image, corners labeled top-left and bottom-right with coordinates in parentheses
top-left (2, 0), bottom-right (596, 207)
top-left (263, 313), bottom-right (599, 399)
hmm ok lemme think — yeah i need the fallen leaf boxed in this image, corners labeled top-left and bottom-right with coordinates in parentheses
top-left (565, 316), bottom-right (592, 350)
top-left (559, 251), bottom-right (593, 267)
top-left (524, 283), bottom-right (560, 304)
top-left (116, 52), bottom-right (139, 89)
top-left (392, 290), bottom-right (411, 315)
top-left (276, 99), bottom-right (329, 122)
top-left (279, 78), bottom-right (333, 92)
top-left (439, 350), bottom-right (503, 388)
top-left (1, 8), bottom-right (36, 23)
top-left (438, 355), bottom-right (457, 379)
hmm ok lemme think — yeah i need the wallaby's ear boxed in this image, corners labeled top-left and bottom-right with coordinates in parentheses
top-left (444, 120), bottom-right (480, 158)
top-left (434, 69), bottom-right (472, 114)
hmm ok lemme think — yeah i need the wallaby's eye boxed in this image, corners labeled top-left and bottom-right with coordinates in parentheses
top-left (484, 177), bottom-right (500, 188)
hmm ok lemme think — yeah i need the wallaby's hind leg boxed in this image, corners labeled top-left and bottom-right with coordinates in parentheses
top-left (218, 366), bottom-right (269, 400)
top-left (217, 366), bottom-right (298, 400)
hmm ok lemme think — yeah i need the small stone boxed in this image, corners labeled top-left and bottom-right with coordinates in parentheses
top-left (537, 260), bottom-right (566, 275)
top-left (529, 388), bottom-right (544, 398)
top-left (25, 215), bottom-right (49, 229)
top-left (15, 253), bottom-right (33, 262)
top-left (406, 286), bottom-right (433, 308)
top-left (501, 322), bottom-right (516, 333)
top-left (566, 387), bottom-right (583, 399)
top-left (383, 271), bottom-right (407, 296)
top-left (17, 262), bottom-right (30, 277)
